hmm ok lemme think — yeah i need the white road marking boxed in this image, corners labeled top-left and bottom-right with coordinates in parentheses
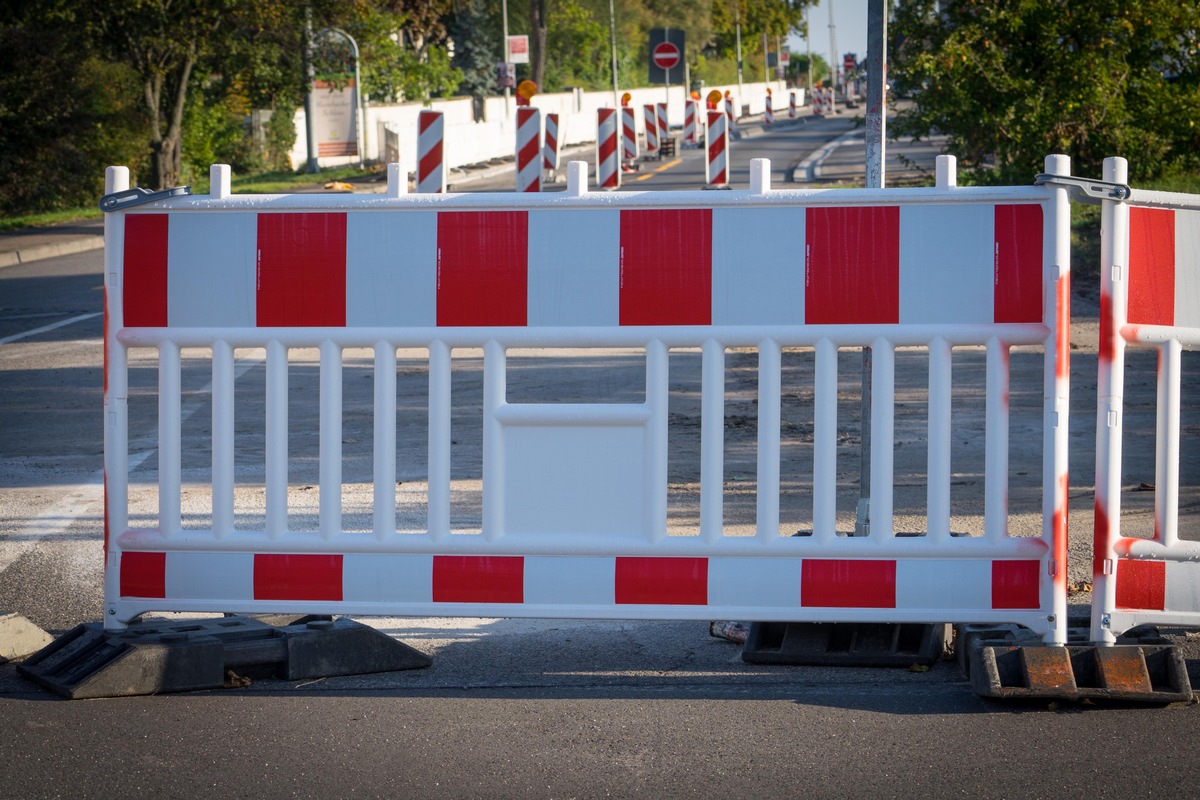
top-left (0, 312), bottom-right (102, 345)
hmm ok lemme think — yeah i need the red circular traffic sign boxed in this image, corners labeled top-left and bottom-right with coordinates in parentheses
top-left (652, 42), bottom-right (681, 70)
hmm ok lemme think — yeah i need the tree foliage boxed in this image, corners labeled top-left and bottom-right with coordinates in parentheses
top-left (891, 0), bottom-right (1200, 184)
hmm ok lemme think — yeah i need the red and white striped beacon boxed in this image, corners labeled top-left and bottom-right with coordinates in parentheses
top-left (621, 105), bottom-right (638, 165)
top-left (515, 106), bottom-right (542, 192)
top-left (705, 109), bottom-right (728, 187)
top-left (596, 108), bottom-right (620, 190)
top-left (543, 112), bottom-right (560, 175)
top-left (416, 110), bottom-right (445, 194)
top-left (684, 99), bottom-right (698, 146)
top-left (643, 104), bottom-right (659, 154)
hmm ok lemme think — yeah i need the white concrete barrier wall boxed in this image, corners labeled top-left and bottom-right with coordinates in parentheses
top-left (290, 82), bottom-right (790, 175)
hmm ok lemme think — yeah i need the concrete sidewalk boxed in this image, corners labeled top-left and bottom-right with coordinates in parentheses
top-left (0, 218), bottom-right (105, 269)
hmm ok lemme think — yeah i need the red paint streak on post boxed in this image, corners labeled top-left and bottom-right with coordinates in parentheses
top-left (801, 559), bottom-right (896, 608)
top-left (254, 554), bottom-right (343, 601)
top-left (1093, 501), bottom-right (1111, 579)
top-left (433, 556), bottom-right (524, 603)
top-left (615, 557), bottom-right (708, 605)
top-left (123, 214), bottom-right (169, 327)
top-left (1098, 285), bottom-right (1115, 366)
top-left (1127, 207), bottom-right (1175, 326)
top-left (991, 560), bottom-right (1041, 609)
top-left (619, 209), bottom-right (713, 325)
top-left (1056, 271), bottom-right (1071, 381)
top-left (436, 211), bottom-right (528, 326)
top-left (993, 204), bottom-right (1044, 323)
top-left (120, 551), bottom-right (166, 598)
top-left (256, 213), bottom-right (347, 326)
top-left (1115, 559), bottom-right (1166, 610)
top-left (804, 207), bottom-right (899, 324)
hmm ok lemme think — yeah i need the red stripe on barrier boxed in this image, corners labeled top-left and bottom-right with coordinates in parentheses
top-left (991, 560), bottom-right (1040, 609)
top-left (433, 556), bottom-right (524, 603)
top-left (615, 557), bottom-right (708, 605)
top-left (1127, 206), bottom-right (1176, 327)
top-left (256, 213), bottom-right (347, 327)
top-left (418, 111), bottom-right (437, 134)
top-left (436, 211), bottom-right (528, 326)
top-left (120, 551), bottom-right (166, 598)
top-left (254, 554), bottom-right (343, 601)
top-left (1115, 559), bottom-right (1166, 611)
top-left (804, 207), bottom-right (900, 324)
top-left (123, 214), bottom-right (169, 327)
top-left (801, 559), bottom-right (896, 608)
top-left (993, 205), bottom-right (1044, 323)
top-left (418, 142), bottom-right (443, 186)
top-left (619, 209), bottom-right (712, 325)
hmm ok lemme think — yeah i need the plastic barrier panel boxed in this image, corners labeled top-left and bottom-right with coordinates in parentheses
top-left (1092, 157), bottom-right (1200, 643)
top-left (102, 158), bottom-right (1073, 645)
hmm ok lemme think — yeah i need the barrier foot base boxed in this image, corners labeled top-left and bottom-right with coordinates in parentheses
top-left (960, 623), bottom-right (1192, 703)
top-left (16, 615), bottom-right (431, 699)
top-left (741, 621), bottom-right (950, 667)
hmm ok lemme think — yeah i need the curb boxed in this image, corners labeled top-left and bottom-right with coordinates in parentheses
top-left (0, 234), bottom-right (105, 270)
top-left (792, 127), bottom-right (864, 183)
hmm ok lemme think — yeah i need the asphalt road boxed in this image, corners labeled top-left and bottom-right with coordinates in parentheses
top-left (3, 117), bottom-right (1200, 800)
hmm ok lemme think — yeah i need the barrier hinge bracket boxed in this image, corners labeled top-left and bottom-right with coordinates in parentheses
top-left (1034, 173), bottom-right (1130, 204)
top-left (99, 185), bottom-right (192, 213)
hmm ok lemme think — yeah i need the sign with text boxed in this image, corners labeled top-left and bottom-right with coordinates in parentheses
top-left (509, 35), bottom-right (530, 64)
top-left (312, 79), bottom-right (357, 158)
top-left (647, 28), bottom-right (685, 84)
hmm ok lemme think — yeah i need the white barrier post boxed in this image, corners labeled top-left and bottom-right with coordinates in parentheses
top-left (416, 110), bottom-right (445, 194)
top-left (596, 108), bottom-right (620, 190)
top-left (516, 106), bottom-right (542, 193)
top-left (705, 109), bottom-right (728, 187)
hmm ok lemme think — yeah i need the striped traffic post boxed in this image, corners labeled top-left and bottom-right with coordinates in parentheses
top-left (621, 106), bottom-right (638, 166)
top-left (416, 110), bottom-right (445, 194)
top-left (764, 93), bottom-right (774, 126)
top-left (705, 109), bottom-right (728, 187)
top-left (596, 108), bottom-right (620, 189)
top-left (656, 103), bottom-right (669, 144)
top-left (789, 91), bottom-right (797, 119)
top-left (684, 99), bottom-right (698, 147)
top-left (643, 104), bottom-right (659, 155)
top-left (542, 112), bottom-right (560, 176)
top-left (515, 107), bottom-right (542, 192)
top-left (724, 93), bottom-right (735, 126)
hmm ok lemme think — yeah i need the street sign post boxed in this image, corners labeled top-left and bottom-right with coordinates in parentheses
top-left (647, 28), bottom-right (685, 85)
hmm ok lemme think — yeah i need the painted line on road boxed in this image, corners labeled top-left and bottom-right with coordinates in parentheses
top-left (634, 157), bottom-right (683, 181)
top-left (0, 312), bottom-right (102, 345)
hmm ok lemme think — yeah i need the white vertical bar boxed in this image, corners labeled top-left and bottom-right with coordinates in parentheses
top-left (373, 342), bottom-right (397, 540)
top-left (567, 161), bottom-right (588, 196)
top-left (319, 340), bottom-right (342, 540)
top-left (212, 341), bottom-right (235, 538)
top-left (870, 338), bottom-right (894, 539)
top-left (482, 340), bottom-right (506, 542)
top-left (265, 340), bottom-right (288, 540)
top-left (158, 341), bottom-right (181, 539)
top-left (935, 155), bottom-right (957, 189)
top-left (387, 162), bottom-right (406, 197)
top-left (813, 339), bottom-right (838, 541)
top-left (984, 338), bottom-right (1009, 542)
top-left (926, 337), bottom-right (952, 542)
top-left (1092, 156), bottom-right (1128, 645)
top-left (1158, 340), bottom-right (1182, 547)
top-left (749, 158), bottom-right (771, 194)
top-left (756, 340), bottom-right (782, 541)
top-left (1043, 153), bottom-right (1072, 646)
top-left (428, 341), bottom-right (451, 541)
top-left (646, 340), bottom-right (669, 543)
top-left (103, 166), bottom-right (129, 629)
top-left (209, 164), bottom-right (231, 198)
top-left (700, 339), bottom-right (725, 543)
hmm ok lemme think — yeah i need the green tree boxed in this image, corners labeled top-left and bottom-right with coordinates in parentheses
top-left (891, 0), bottom-right (1200, 184)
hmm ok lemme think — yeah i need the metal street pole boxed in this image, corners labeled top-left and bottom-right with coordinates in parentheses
top-left (502, 0), bottom-right (511, 118)
top-left (609, 0), bottom-right (619, 108)
top-left (828, 0), bottom-right (839, 94)
top-left (734, 1), bottom-right (743, 92)
top-left (865, 0), bottom-right (888, 188)
top-left (805, 5), bottom-right (812, 97)
top-left (303, 7), bottom-right (319, 173)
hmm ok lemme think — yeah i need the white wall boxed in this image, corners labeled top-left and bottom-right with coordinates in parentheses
top-left (290, 81), bottom-right (801, 175)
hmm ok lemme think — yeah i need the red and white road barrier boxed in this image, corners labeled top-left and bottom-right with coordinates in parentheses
top-left (725, 95), bottom-right (735, 125)
top-left (416, 110), bottom-right (445, 194)
top-left (705, 109), bottom-right (728, 187)
top-left (643, 103), bottom-right (659, 154)
top-left (621, 106), bottom-right (638, 164)
top-left (542, 112), bottom-right (560, 174)
top-left (684, 99), bottom-right (699, 147)
top-left (789, 91), bottom-right (797, 119)
top-left (764, 94), bottom-right (774, 126)
top-left (516, 107), bottom-right (542, 193)
top-left (1091, 155), bottom-right (1200, 644)
top-left (596, 107), bottom-right (620, 189)
top-left (656, 103), bottom-right (668, 144)
top-left (99, 156), bottom-right (1071, 648)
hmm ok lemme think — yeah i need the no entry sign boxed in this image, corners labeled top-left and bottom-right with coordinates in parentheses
top-left (652, 42), bottom-right (681, 70)
top-left (648, 28), bottom-right (685, 84)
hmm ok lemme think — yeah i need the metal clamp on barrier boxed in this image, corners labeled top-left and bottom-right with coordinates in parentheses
top-left (1034, 173), bottom-right (1131, 204)
top-left (99, 185), bottom-right (192, 213)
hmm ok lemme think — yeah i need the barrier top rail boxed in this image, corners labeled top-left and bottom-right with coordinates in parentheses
top-left (102, 158), bottom-right (1073, 645)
